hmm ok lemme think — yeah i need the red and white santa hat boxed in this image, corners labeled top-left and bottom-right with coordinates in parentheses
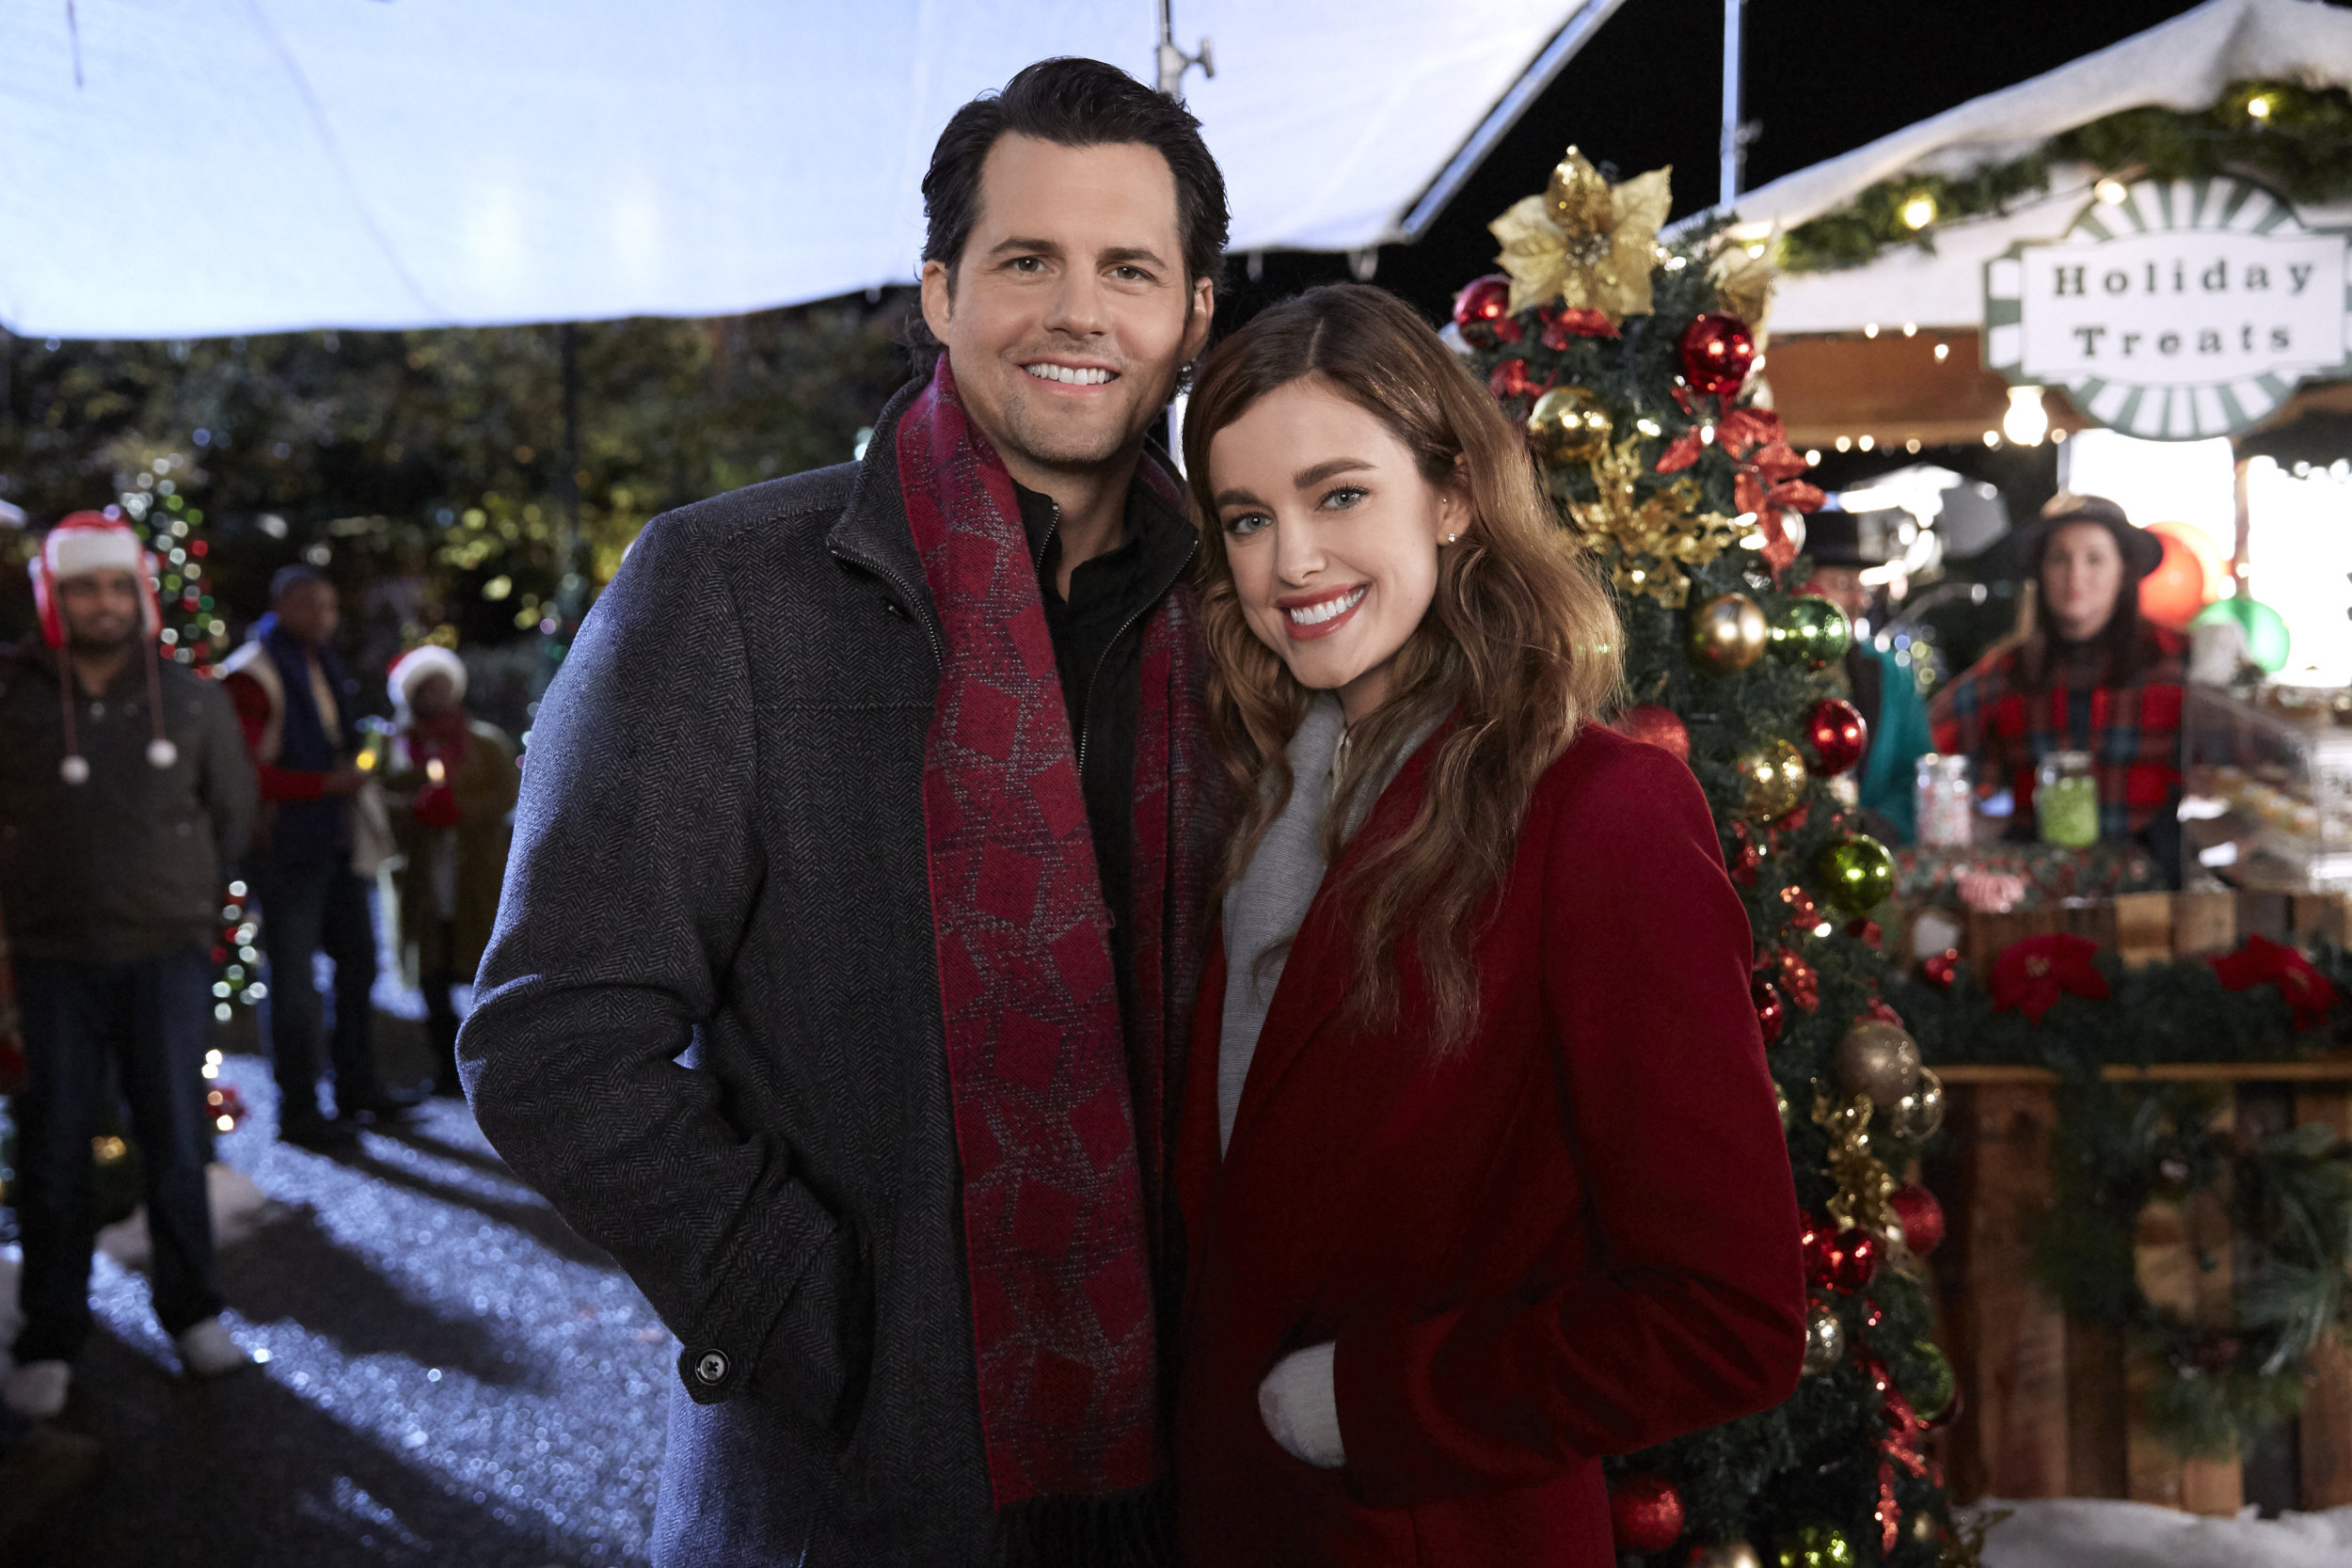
top-left (388, 643), bottom-right (468, 716)
top-left (41, 510), bottom-right (148, 580)
top-left (32, 509), bottom-right (176, 784)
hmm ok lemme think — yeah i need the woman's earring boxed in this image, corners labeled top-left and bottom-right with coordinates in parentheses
top-left (1445, 532), bottom-right (1459, 545)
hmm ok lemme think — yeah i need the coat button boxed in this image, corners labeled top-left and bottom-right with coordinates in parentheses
top-left (692, 1350), bottom-right (729, 1386)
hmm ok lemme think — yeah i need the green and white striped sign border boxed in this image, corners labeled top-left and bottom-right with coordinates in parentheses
top-left (1981, 176), bottom-right (2352, 440)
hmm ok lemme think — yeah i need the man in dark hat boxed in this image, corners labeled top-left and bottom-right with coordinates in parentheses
top-left (1804, 509), bottom-right (1931, 841)
top-left (1930, 493), bottom-right (2185, 876)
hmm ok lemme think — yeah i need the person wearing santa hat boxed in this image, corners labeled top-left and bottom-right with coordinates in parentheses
top-left (380, 644), bottom-right (518, 1096)
top-left (0, 512), bottom-right (259, 1419)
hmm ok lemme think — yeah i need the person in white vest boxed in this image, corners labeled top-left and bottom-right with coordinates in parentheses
top-left (217, 564), bottom-right (411, 1146)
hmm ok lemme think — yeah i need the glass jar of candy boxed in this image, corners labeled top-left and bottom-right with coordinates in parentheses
top-left (1915, 753), bottom-right (1974, 847)
top-left (2035, 750), bottom-right (2099, 847)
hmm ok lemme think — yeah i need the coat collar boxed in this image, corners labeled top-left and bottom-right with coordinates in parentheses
top-left (826, 360), bottom-right (1194, 660)
top-left (825, 376), bottom-right (939, 648)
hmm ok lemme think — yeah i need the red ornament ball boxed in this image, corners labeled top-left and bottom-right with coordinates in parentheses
top-left (1609, 1474), bottom-right (1686, 1554)
top-left (1677, 312), bottom-right (1757, 396)
top-left (1752, 977), bottom-right (1785, 1045)
top-left (1803, 1218), bottom-right (1881, 1293)
top-left (1922, 949), bottom-right (1961, 990)
top-left (1890, 1184), bottom-right (1946, 1257)
top-left (1452, 275), bottom-right (1520, 347)
top-left (1487, 357), bottom-right (1536, 402)
top-left (1617, 704), bottom-right (1691, 762)
top-left (1805, 698), bottom-right (1869, 777)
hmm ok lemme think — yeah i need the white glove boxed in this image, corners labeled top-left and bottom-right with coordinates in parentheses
top-left (1258, 1341), bottom-right (1344, 1468)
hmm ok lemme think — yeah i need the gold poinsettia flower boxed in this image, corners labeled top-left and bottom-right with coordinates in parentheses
top-left (1489, 148), bottom-right (1674, 320)
top-left (1562, 435), bottom-right (1738, 609)
top-left (1710, 238), bottom-right (1777, 335)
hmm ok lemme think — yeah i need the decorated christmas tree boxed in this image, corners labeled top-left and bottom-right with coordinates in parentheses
top-left (1452, 150), bottom-right (1969, 1567)
top-left (108, 439), bottom-right (256, 1121)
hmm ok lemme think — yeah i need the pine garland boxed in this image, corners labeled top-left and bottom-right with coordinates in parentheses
top-left (1894, 943), bottom-right (2352, 1456)
top-left (1781, 81), bottom-right (2352, 273)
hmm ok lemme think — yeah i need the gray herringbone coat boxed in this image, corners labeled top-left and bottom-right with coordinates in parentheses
top-left (462, 382), bottom-right (1212, 1566)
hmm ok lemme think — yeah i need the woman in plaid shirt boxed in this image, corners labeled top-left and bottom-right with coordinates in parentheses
top-left (1930, 494), bottom-right (2186, 876)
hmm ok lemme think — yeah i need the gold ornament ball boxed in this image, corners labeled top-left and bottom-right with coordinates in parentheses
top-left (1838, 1020), bottom-right (1922, 1111)
top-left (1526, 385), bottom-right (1613, 467)
top-left (1689, 593), bottom-right (1770, 673)
top-left (1737, 737), bottom-right (1809, 821)
top-left (1895, 1067), bottom-right (1947, 1140)
top-left (1801, 1301), bottom-right (1846, 1375)
top-left (1688, 1544), bottom-right (1765, 1568)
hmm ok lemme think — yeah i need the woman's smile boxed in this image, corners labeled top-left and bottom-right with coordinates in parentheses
top-left (1278, 584), bottom-right (1368, 640)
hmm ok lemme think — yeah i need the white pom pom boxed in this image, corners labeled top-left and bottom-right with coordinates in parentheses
top-left (147, 736), bottom-right (180, 769)
top-left (59, 753), bottom-right (90, 785)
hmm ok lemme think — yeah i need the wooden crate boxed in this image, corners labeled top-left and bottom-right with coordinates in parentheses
top-left (1930, 1062), bottom-right (2352, 1512)
top-left (1959, 888), bottom-right (2348, 974)
top-left (1928, 890), bottom-right (2352, 1512)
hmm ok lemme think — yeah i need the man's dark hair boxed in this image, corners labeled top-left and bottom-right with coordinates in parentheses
top-left (922, 57), bottom-right (1229, 293)
top-left (269, 563), bottom-right (329, 604)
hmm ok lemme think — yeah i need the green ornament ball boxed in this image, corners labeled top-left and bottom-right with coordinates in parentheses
top-left (2192, 594), bottom-right (2291, 674)
top-left (1771, 594), bottom-right (1852, 671)
top-left (1776, 1524), bottom-right (1856, 1568)
top-left (1815, 833), bottom-right (1895, 915)
top-left (1905, 1340), bottom-right (1956, 1422)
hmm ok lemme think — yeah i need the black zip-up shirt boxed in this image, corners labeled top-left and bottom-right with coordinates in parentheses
top-left (1012, 471), bottom-right (1197, 1043)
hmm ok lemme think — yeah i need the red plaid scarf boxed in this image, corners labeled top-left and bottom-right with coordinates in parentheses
top-left (897, 357), bottom-right (1207, 1505)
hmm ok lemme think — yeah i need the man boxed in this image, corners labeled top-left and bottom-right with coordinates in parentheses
top-left (219, 565), bottom-right (403, 1144)
top-left (1805, 510), bottom-right (1932, 843)
top-left (380, 644), bottom-right (517, 1096)
top-left (464, 58), bottom-right (1226, 1565)
top-left (0, 513), bottom-right (257, 1418)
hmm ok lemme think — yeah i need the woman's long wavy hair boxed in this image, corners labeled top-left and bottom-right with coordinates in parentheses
top-left (1182, 284), bottom-right (1623, 1053)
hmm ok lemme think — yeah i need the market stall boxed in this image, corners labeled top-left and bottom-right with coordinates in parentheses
top-left (1709, 0), bottom-right (2352, 1523)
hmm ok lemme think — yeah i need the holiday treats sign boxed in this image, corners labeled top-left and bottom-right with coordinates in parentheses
top-left (1984, 177), bottom-right (2351, 439)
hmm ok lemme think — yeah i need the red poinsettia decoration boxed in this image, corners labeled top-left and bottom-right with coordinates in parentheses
top-left (1652, 407), bottom-right (1825, 573)
top-left (1989, 932), bottom-right (2109, 1023)
top-left (2211, 934), bottom-right (2341, 1031)
top-left (1539, 306), bottom-right (1620, 346)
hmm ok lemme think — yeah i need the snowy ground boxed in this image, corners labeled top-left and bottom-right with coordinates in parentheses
top-left (1972, 1497), bottom-right (2352, 1568)
top-left (2, 1049), bottom-right (673, 1567)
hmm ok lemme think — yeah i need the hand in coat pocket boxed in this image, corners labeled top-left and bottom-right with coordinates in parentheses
top-left (1259, 1341), bottom-right (1345, 1468)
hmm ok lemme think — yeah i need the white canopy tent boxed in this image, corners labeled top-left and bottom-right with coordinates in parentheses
top-left (0, 0), bottom-right (1616, 339)
top-left (1722, 0), bottom-right (2352, 335)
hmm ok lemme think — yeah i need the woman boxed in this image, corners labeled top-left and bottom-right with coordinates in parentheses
top-left (380, 645), bottom-right (518, 1095)
top-left (1172, 284), bottom-right (1804, 1565)
top-left (1930, 494), bottom-right (2185, 873)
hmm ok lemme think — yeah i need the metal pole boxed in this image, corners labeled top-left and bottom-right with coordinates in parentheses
top-left (1719, 0), bottom-right (1747, 208)
top-left (1154, 0), bottom-right (1211, 99)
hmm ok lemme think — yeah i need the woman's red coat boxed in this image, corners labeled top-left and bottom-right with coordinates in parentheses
top-left (1173, 724), bottom-right (1807, 1565)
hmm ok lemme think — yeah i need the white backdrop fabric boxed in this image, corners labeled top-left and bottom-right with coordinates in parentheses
top-left (0, 0), bottom-right (1593, 339)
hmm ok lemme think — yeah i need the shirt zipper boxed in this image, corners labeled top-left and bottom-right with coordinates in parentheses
top-left (1075, 518), bottom-right (1197, 775)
